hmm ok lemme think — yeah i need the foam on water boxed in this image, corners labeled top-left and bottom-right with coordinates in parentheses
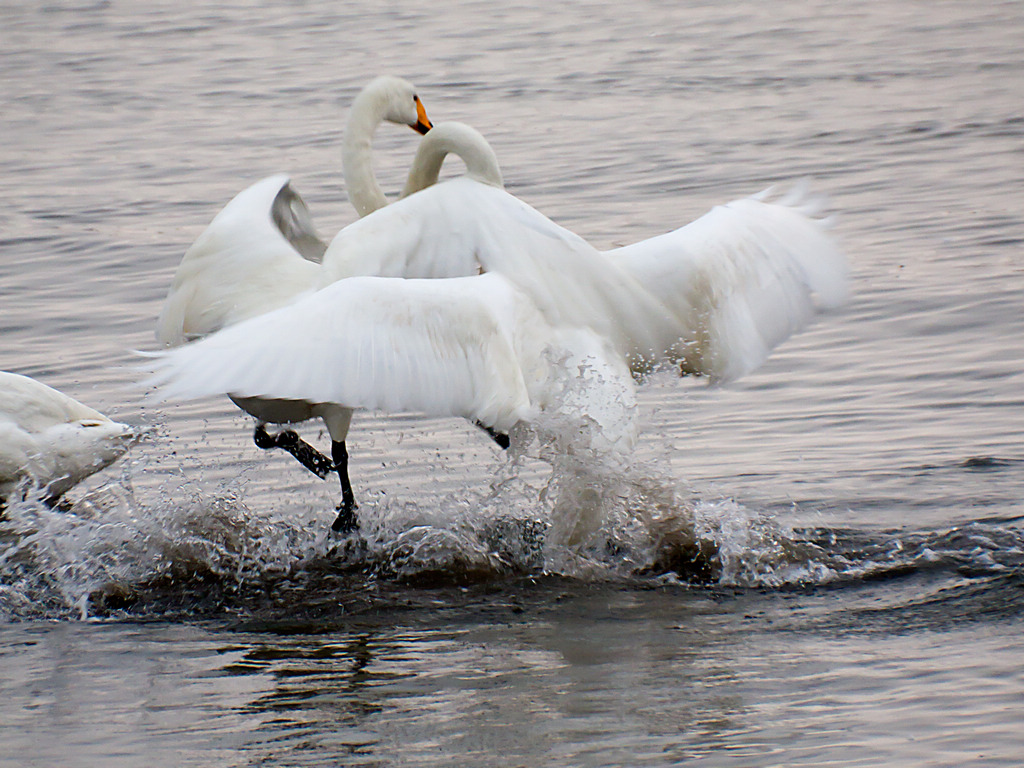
top-left (0, 343), bottom-right (1018, 622)
top-left (3, 412), bottom-right (1020, 623)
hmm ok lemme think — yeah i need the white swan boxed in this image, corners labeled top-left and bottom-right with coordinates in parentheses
top-left (156, 76), bottom-right (431, 529)
top-left (0, 371), bottom-right (136, 505)
top-left (157, 75), bottom-right (433, 347)
top-left (144, 163), bottom-right (848, 529)
top-left (155, 119), bottom-right (504, 532)
top-left (343, 75), bottom-right (434, 218)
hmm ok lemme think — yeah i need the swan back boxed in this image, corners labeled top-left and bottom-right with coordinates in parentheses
top-left (0, 372), bottom-right (135, 502)
top-left (401, 121), bottom-right (504, 198)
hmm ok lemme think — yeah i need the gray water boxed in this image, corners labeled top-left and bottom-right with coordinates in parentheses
top-left (1, 0), bottom-right (1023, 765)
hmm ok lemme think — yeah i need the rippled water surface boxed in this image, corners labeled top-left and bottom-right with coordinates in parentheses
top-left (1, 1), bottom-right (1022, 766)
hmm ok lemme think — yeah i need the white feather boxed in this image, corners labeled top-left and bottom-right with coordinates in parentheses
top-left (149, 102), bottom-right (848, 500)
top-left (0, 372), bottom-right (136, 502)
top-left (144, 177), bottom-right (848, 452)
top-left (148, 275), bottom-right (540, 432)
top-left (608, 186), bottom-right (848, 382)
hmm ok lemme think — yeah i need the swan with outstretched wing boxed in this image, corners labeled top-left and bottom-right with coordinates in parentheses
top-left (155, 110), bottom-right (505, 531)
top-left (145, 162), bottom-right (847, 533)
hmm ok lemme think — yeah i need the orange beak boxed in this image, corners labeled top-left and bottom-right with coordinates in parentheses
top-left (412, 95), bottom-right (432, 135)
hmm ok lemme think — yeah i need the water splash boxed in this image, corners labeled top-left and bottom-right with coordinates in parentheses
top-left (0, 448), bottom-right (765, 621)
top-left (2, 389), bottom-right (1022, 622)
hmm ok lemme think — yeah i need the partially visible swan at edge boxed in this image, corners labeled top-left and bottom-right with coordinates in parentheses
top-left (144, 134), bottom-right (848, 532)
top-left (155, 118), bottom-right (504, 532)
top-left (0, 371), bottom-right (136, 506)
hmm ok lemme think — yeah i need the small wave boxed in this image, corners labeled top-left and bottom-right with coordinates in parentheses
top-left (820, 522), bottom-right (1024, 582)
top-left (959, 456), bottom-right (1023, 471)
top-left (3, 419), bottom-right (1022, 622)
top-left (0, 457), bottom-right (788, 621)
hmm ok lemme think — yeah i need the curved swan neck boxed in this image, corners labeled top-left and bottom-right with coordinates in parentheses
top-left (342, 76), bottom-right (425, 218)
top-left (401, 122), bottom-right (504, 198)
top-left (343, 82), bottom-right (392, 217)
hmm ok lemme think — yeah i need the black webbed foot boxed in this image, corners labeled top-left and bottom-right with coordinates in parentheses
top-left (331, 501), bottom-right (359, 534)
top-left (252, 427), bottom-right (361, 534)
top-left (252, 424), bottom-right (334, 479)
top-left (474, 421), bottom-right (510, 450)
top-left (329, 440), bottom-right (359, 534)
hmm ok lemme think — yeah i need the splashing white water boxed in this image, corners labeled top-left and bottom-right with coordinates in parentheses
top-left (1, 445), bottom-right (825, 621)
top-left (0, 367), bottom-right (847, 621)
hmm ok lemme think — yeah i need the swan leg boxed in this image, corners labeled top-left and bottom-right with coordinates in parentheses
top-left (253, 424), bottom-right (334, 479)
top-left (330, 440), bottom-right (359, 534)
top-left (474, 421), bottom-right (510, 450)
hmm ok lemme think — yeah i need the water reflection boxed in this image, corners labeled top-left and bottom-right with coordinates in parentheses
top-left (2, 569), bottom-right (1022, 766)
top-left (219, 587), bottom-right (745, 765)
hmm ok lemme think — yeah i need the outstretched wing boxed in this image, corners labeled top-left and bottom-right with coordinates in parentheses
top-left (321, 178), bottom-right (674, 362)
top-left (157, 175), bottom-right (325, 346)
top-left (145, 273), bottom-right (538, 432)
top-left (609, 185), bottom-right (848, 382)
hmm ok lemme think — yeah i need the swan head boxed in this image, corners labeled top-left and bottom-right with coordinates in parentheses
top-left (344, 76), bottom-right (434, 218)
top-left (3, 417), bottom-right (139, 503)
top-left (354, 75), bottom-right (433, 135)
top-left (57, 418), bottom-right (139, 463)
